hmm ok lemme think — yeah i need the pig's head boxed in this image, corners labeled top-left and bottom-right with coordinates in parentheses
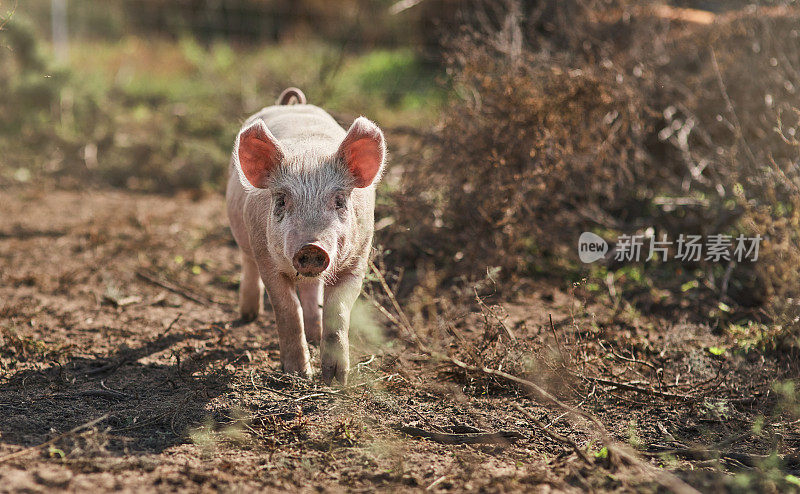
top-left (233, 117), bottom-right (385, 282)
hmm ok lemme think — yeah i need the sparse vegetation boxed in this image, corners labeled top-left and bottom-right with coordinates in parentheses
top-left (0, 14), bottom-right (445, 192)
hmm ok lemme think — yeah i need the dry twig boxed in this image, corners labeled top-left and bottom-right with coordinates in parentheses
top-left (511, 402), bottom-right (592, 465)
top-left (136, 268), bottom-right (231, 307)
top-left (549, 314), bottom-right (566, 363)
top-left (575, 374), bottom-right (694, 401)
top-left (475, 288), bottom-right (516, 342)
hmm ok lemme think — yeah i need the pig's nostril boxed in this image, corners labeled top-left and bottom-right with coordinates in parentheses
top-left (292, 244), bottom-right (330, 276)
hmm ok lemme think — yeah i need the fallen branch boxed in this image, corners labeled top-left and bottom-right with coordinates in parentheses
top-left (644, 444), bottom-right (796, 469)
top-left (395, 425), bottom-right (522, 445)
top-left (446, 355), bottom-right (607, 433)
top-left (102, 294), bottom-right (142, 307)
top-left (136, 268), bottom-right (231, 307)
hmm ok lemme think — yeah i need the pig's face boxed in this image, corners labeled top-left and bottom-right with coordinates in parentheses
top-left (234, 117), bottom-right (385, 282)
top-left (268, 167), bottom-right (351, 282)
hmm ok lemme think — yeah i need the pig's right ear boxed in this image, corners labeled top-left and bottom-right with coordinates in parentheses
top-left (234, 121), bottom-right (284, 189)
top-left (336, 117), bottom-right (386, 188)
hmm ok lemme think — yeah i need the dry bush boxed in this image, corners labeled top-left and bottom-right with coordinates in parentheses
top-left (389, 1), bottom-right (800, 346)
top-left (408, 51), bottom-right (647, 271)
top-left (647, 9), bottom-right (800, 340)
top-left (388, 0), bottom-right (655, 293)
top-left (598, 5), bottom-right (800, 319)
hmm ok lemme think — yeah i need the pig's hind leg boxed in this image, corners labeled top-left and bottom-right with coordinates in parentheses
top-left (298, 281), bottom-right (323, 344)
top-left (239, 252), bottom-right (264, 322)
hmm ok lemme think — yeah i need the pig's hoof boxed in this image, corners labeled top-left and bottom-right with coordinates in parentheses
top-left (281, 361), bottom-right (312, 380)
top-left (240, 311), bottom-right (259, 323)
top-left (293, 369), bottom-right (312, 380)
top-left (304, 323), bottom-right (322, 345)
top-left (321, 361), bottom-right (348, 385)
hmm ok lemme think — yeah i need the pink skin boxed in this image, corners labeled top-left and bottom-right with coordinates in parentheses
top-left (226, 93), bottom-right (385, 384)
top-left (298, 281), bottom-right (323, 344)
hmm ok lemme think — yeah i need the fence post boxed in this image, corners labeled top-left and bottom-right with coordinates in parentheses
top-left (51, 0), bottom-right (68, 63)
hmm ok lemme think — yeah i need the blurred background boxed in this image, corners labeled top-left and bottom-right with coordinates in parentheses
top-left (1, 0), bottom-right (451, 192)
top-left (3, 0), bottom-right (800, 349)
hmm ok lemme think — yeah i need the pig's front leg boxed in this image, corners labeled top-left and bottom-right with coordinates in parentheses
top-left (262, 271), bottom-right (312, 378)
top-left (321, 272), bottom-right (363, 384)
top-left (298, 281), bottom-right (323, 344)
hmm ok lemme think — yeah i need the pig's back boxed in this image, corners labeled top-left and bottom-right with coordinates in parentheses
top-left (244, 105), bottom-right (346, 156)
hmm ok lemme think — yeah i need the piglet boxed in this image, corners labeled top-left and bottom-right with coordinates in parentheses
top-left (226, 87), bottom-right (386, 384)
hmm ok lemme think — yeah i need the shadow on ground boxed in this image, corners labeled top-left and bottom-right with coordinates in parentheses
top-left (0, 322), bottom-right (244, 455)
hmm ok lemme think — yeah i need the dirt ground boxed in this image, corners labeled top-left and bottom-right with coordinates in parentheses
top-left (0, 185), bottom-right (798, 493)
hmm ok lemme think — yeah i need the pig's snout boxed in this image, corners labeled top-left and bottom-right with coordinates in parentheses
top-left (292, 244), bottom-right (330, 277)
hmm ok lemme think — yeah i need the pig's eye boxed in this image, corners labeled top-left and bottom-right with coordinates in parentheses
top-left (274, 194), bottom-right (287, 217)
top-left (334, 194), bottom-right (347, 210)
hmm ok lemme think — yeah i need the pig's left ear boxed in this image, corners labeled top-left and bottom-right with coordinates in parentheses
top-left (336, 117), bottom-right (386, 188)
top-left (234, 120), bottom-right (285, 190)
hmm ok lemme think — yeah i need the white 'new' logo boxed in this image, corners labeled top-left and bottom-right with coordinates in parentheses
top-left (578, 232), bottom-right (608, 263)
